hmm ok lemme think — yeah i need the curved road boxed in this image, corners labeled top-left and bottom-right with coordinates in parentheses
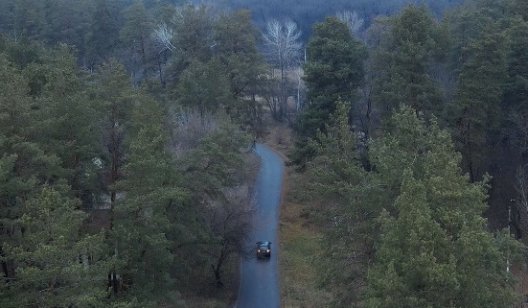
top-left (236, 144), bottom-right (284, 308)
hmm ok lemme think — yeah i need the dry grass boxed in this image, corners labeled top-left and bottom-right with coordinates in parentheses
top-left (280, 198), bottom-right (333, 307)
top-left (262, 121), bottom-right (293, 159)
top-left (263, 121), bottom-right (333, 307)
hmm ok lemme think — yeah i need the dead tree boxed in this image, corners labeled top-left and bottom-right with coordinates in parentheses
top-left (263, 19), bottom-right (302, 120)
top-left (336, 10), bottom-right (365, 38)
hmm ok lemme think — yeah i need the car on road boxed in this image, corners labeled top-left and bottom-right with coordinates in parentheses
top-left (256, 241), bottom-right (271, 259)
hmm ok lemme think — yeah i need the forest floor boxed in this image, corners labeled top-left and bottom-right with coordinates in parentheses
top-left (264, 123), bottom-right (333, 307)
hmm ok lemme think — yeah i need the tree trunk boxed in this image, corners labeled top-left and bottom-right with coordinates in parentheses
top-left (212, 244), bottom-right (228, 288)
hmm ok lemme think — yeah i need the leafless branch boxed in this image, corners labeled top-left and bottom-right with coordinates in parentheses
top-left (153, 23), bottom-right (176, 53)
top-left (336, 10), bottom-right (365, 37)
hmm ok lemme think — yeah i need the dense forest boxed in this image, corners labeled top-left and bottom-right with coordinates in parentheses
top-left (0, 0), bottom-right (527, 307)
top-left (0, 0), bottom-right (263, 306)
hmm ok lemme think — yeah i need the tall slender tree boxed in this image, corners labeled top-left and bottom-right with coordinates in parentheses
top-left (111, 96), bottom-right (184, 303)
top-left (372, 5), bottom-right (442, 119)
top-left (447, 20), bottom-right (507, 181)
top-left (293, 17), bottom-right (366, 166)
top-left (263, 19), bottom-right (302, 120)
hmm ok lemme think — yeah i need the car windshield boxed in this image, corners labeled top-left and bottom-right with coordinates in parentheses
top-left (258, 242), bottom-right (270, 248)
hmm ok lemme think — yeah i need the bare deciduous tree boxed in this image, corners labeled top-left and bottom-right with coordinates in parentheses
top-left (263, 19), bottom-right (302, 120)
top-left (336, 10), bottom-right (365, 37)
top-left (152, 22), bottom-right (177, 86)
top-left (153, 23), bottom-right (176, 53)
top-left (207, 191), bottom-right (252, 287)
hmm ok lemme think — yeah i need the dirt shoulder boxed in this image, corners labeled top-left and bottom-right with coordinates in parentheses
top-left (263, 123), bottom-right (333, 307)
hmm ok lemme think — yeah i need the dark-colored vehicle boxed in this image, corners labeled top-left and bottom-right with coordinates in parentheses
top-left (256, 241), bottom-right (271, 259)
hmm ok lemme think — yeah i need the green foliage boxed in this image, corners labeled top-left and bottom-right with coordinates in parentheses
top-left (172, 5), bottom-right (214, 64)
top-left (213, 10), bottom-right (266, 128)
top-left (372, 5), bottom-right (443, 119)
top-left (366, 173), bottom-right (459, 308)
top-left (112, 96), bottom-right (185, 304)
top-left (299, 17), bottom-right (366, 138)
top-left (120, 1), bottom-right (153, 67)
top-left (86, 0), bottom-right (120, 67)
top-left (446, 16), bottom-right (507, 181)
top-left (176, 59), bottom-right (233, 115)
top-left (214, 10), bottom-right (264, 97)
top-left (181, 118), bottom-right (249, 198)
top-left (0, 4), bottom-right (264, 307)
top-left (366, 107), bottom-right (518, 307)
top-left (294, 17), bottom-right (366, 166)
top-left (31, 46), bottom-right (103, 203)
top-left (0, 41), bottom-right (109, 307)
top-left (504, 18), bottom-right (528, 113)
top-left (299, 102), bottom-right (377, 304)
top-left (2, 187), bottom-right (107, 308)
top-left (93, 60), bottom-right (135, 201)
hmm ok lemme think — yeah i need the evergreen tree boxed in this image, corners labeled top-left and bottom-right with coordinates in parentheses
top-left (366, 107), bottom-right (518, 307)
top-left (447, 20), bottom-right (507, 181)
top-left (300, 102), bottom-right (378, 304)
top-left (86, 0), bottom-right (120, 68)
top-left (93, 60), bottom-right (134, 230)
top-left (175, 118), bottom-right (250, 288)
top-left (0, 48), bottom-right (107, 307)
top-left (111, 96), bottom-right (185, 304)
top-left (0, 53), bottom-right (63, 283)
top-left (213, 10), bottom-right (266, 127)
top-left (504, 18), bottom-right (528, 116)
top-left (513, 0), bottom-right (528, 21)
top-left (175, 59), bottom-right (232, 116)
top-left (366, 172), bottom-right (458, 308)
top-left (293, 17), bottom-right (366, 166)
top-left (172, 5), bottom-right (214, 66)
top-left (2, 187), bottom-right (107, 307)
top-left (503, 18), bottom-right (528, 171)
top-left (120, 1), bottom-right (153, 73)
top-left (372, 5), bottom-right (442, 119)
top-left (32, 45), bottom-right (103, 207)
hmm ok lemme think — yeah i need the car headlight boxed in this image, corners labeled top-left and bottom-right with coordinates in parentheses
top-left (267, 249), bottom-right (270, 253)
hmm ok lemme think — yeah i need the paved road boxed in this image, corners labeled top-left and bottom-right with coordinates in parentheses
top-left (236, 144), bottom-right (284, 308)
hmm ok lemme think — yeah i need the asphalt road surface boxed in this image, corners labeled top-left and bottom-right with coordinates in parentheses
top-left (236, 144), bottom-right (284, 308)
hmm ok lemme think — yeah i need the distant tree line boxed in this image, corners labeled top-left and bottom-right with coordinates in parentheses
top-left (217, 0), bottom-right (463, 40)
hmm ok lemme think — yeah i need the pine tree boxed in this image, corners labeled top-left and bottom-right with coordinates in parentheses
top-left (0, 52), bottom-right (64, 283)
top-left (213, 10), bottom-right (266, 127)
top-left (447, 20), bottom-right (507, 181)
top-left (293, 17), bottom-right (366, 166)
top-left (32, 45), bottom-right (103, 207)
top-left (366, 172), bottom-right (458, 308)
top-left (372, 5), bottom-right (442, 119)
top-left (93, 60), bottom-right (134, 231)
top-left (175, 59), bottom-right (232, 116)
top-left (366, 107), bottom-right (518, 307)
top-left (0, 49), bottom-right (107, 307)
top-left (120, 1), bottom-right (153, 70)
top-left (504, 18), bottom-right (528, 116)
top-left (86, 0), bottom-right (120, 68)
top-left (111, 96), bottom-right (185, 304)
top-left (2, 187), bottom-right (107, 307)
top-left (300, 102), bottom-right (377, 304)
